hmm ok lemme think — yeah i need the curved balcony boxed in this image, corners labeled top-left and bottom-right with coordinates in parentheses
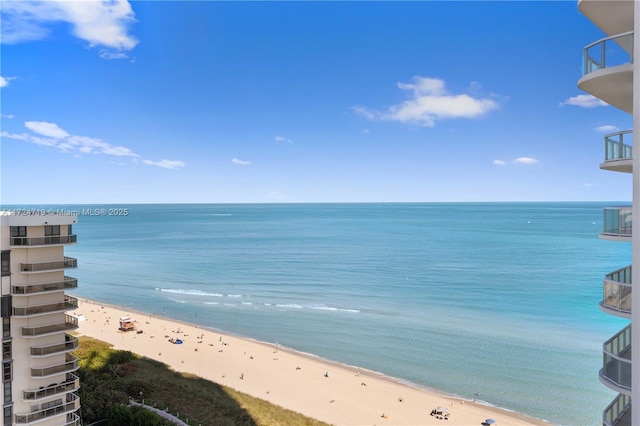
top-left (15, 392), bottom-right (80, 424)
top-left (578, 0), bottom-right (634, 37)
top-left (12, 276), bottom-right (78, 296)
top-left (603, 393), bottom-right (631, 426)
top-left (13, 295), bottom-right (78, 318)
top-left (64, 413), bottom-right (82, 426)
top-left (21, 257), bottom-right (77, 273)
top-left (600, 325), bottom-right (631, 395)
top-left (601, 265), bottom-right (632, 318)
top-left (30, 334), bottom-right (78, 357)
top-left (22, 315), bottom-right (79, 338)
top-left (601, 207), bottom-right (632, 241)
top-left (578, 31), bottom-right (633, 114)
top-left (10, 234), bottom-right (77, 247)
top-left (30, 354), bottom-right (79, 378)
top-left (601, 130), bottom-right (633, 173)
top-left (23, 373), bottom-right (80, 401)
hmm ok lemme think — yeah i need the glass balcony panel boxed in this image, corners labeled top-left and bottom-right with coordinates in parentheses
top-left (13, 296), bottom-right (78, 317)
top-left (22, 315), bottom-right (79, 337)
top-left (15, 393), bottom-right (79, 424)
top-left (23, 373), bottom-right (80, 400)
top-left (30, 334), bottom-right (79, 357)
top-left (603, 393), bottom-right (631, 426)
top-left (603, 266), bottom-right (632, 314)
top-left (10, 234), bottom-right (77, 246)
top-left (583, 32), bottom-right (634, 76)
top-left (21, 257), bottom-right (77, 272)
top-left (12, 276), bottom-right (78, 295)
top-left (604, 131), bottom-right (633, 162)
top-left (602, 325), bottom-right (632, 391)
top-left (30, 354), bottom-right (79, 377)
top-left (602, 208), bottom-right (632, 236)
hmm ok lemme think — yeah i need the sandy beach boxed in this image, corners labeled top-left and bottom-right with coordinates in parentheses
top-left (73, 298), bottom-right (549, 426)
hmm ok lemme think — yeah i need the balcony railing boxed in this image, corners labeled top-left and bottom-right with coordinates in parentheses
top-left (22, 315), bottom-right (79, 337)
top-left (21, 257), bottom-right (77, 272)
top-left (602, 208), bottom-right (632, 238)
top-left (23, 373), bottom-right (79, 400)
top-left (12, 276), bottom-right (78, 295)
top-left (604, 130), bottom-right (633, 163)
top-left (602, 265), bottom-right (632, 315)
top-left (601, 325), bottom-right (631, 392)
top-left (583, 31), bottom-right (634, 76)
top-left (10, 234), bottom-right (77, 246)
top-left (603, 393), bottom-right (631, 426)
top-left (31, 354), bottom-right (79, 378)
top-left (63, 413), bottom-right (82, 426)
top-left (13, 295), bottom-right (78, 317)
top-left (30, 334), bottom-right (79, 357)
top-left (15, 393), bottom-right (80, 424)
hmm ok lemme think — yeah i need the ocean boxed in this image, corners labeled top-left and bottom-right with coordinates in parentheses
top-left (21, 202), bottom-right (630, 425)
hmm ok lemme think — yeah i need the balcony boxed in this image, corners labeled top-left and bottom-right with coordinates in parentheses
top-left (63, 413), bottom-right (82, 426)
top-left (13, 295), bottom-right (78, 318)
top-left (12, 276), bottom-right (78, 295)
top-left (21, 257), bottom-right (77, 273)
top-left (603, 393), bottom-right (631, 426)
top-left (578, 0), bottom-right (634, 38)
top-left (31, 354), bottom-right (79, 378)
top-left (601, 208), bottom-right (632, 241)
top-left (30, 334), bottom-right (78, 357)
top-left (23, 373), bottom-right (79, 400)
top-left (601, 265), bottom-right (632, 318)
top-left (15, 392), bottom-right (80, 424)
top-left (578, 31), bottom-right (633, 114)
top-left (600, 325), bottom-right (631, 394)
top-left (601, 130), bottom-right (633, 173)
top-left (10, 234), bottom-right (77, 247)
top-left (22, 315), bottom-right (79, 337)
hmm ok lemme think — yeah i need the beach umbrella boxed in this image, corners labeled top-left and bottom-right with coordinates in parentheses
top-left (485, 419), bottom-right (496, 425)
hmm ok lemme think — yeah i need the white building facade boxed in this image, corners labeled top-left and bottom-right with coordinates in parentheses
top-left (578, 1), bottom-right (638, 425)
top-left (0, 212), bottom-right (81, 425)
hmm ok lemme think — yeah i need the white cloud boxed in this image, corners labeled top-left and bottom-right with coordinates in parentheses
top-left (142, 159), bottom-right (185, 170)
top-left (584, 183), bottom-right (594, 188)
top-left (1, 0), bottom-right (138, 58)
top-left (354, 76), bottom-right (500, 127)
top-left (1, 114), bottom-right (16, 119)
top-left (0, 76), bottom-right (16, 88)
top-left (513, 157), bottom-right (538, 165)
top-left (559, 94), bottom-right (608, 108)
top-left (275, 136), bottom-right (293, 144)
top-left (25, 121), bottom-right (70, 138)
top-left (594, 125), bottom-right (620, 133)
top-left (232, 158), bottom-right (251, 165)
top-left (493, 159), bottom-right (507, 166)
top-left (1, 120), bottom-right (184, 168)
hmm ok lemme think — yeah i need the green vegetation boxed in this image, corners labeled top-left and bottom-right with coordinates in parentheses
top-left (73, 336), bottom-right (329, 426)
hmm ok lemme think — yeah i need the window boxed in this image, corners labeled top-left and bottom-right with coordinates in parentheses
top-left (3, 405), bottom-right (11, 425)
top-left (0, 297), bottom-right (11, 319)
top-left (44, 225), bottom-right (60, 236)
top-left (67, 224), bottom-right (73, 235)
top-left (2, 318), bottom-right (9, 339)
top-left (3, 380), bottom-right (11, 403)
top-left (2, 342), bottom-right (10, 361)
top-left (9, 227), bottom-right (25, 238)
top-left (1, 252), bottom-right (9, 277)
top-left (3, 361), bottom-right (11, 382)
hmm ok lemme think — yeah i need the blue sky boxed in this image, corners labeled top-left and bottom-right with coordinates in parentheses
top-left (0, 1), bottom-right (633, 204)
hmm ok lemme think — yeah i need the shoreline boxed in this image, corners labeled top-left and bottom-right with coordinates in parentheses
top-left (73, 297), bottom-right (549, 425)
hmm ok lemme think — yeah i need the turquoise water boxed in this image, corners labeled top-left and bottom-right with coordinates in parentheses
top-left (16, 202), bottom-right (629, 425)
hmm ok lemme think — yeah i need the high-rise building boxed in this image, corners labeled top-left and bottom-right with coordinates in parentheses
top-left (0, 211), bottom-right (81, 425)
top-left (578, 1), bottom-right (638, 424)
